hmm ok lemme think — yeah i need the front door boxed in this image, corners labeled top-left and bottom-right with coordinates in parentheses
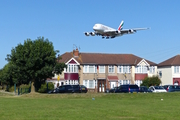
top-left (98, 80), bottom-right (106, 93)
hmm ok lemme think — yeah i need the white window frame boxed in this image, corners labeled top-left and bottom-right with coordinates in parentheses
top-left (149, 66), bottom-right (155, 73)
top-left (120, 80), bottom-right (130, 85)
top-left (118, 66), bottom-right (131, 73)
top-left (174, 66), bottom-right (179, 73)
top-left (84, 80), bottom-right (88, 87)
top-left (83, 65), bottom-right (88, 73)
top-left (118, 66), bottom-right (122, 73)
top-left (66, 64), bottom-right (79, 73)
top-left (108, 65), bottom-right (114, 73)
top-left (135, 65), bottom-right (148, 73)
top-left (83, 65), bottom-right (97, 73)
top-left (135, 80), bottom-right (142, 87)
top-left (99, 65), bottom-right (105, 73)
top-left (83, 80), bottom-right (95, 88)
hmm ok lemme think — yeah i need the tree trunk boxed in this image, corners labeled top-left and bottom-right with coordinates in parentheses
top-left (31, 81), bottom-right (35, 93)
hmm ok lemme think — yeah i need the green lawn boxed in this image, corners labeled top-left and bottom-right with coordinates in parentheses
top-left (0, 92), bottom-right (180, 120)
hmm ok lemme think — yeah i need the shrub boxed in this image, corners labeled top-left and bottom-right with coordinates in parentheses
top-left (19, 84), bottom-right (31, 89)
top-left (8, 86), bottom-right (14, 92)
top-left (38, 82), bottom-right (54, 93)
top-left (141, 75), bottom-right (161, 87)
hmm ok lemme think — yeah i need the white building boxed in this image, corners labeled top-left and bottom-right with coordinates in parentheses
top-left (158, 55), bottom-right (180, 85)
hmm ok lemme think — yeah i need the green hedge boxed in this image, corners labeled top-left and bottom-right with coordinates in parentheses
top-left (6, 84), bottom-right (31, 92)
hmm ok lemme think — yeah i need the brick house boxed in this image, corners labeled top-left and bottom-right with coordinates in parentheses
top-left (47, 49), bottom-right (157, 92)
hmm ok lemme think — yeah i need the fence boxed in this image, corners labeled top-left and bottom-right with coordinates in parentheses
top-left (18, 87), bottom-right (31, 95)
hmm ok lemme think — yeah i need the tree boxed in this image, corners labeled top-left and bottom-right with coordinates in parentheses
top-left (0, 63), bottom-right (13, 85)
top-left (141, 75), bottom-right (161, 87)
top-left (6, 37), bottom-right (66, 92)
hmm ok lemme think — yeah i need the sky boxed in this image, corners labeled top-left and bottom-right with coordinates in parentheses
top-left (1, 0), bottom-right (180, 69)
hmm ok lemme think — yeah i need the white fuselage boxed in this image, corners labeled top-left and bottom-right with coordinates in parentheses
top-left (93, 24), bottom-right (115, 34)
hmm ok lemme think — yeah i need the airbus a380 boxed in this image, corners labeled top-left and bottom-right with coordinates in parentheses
top-left (84, 21), bottom-right (149, 39)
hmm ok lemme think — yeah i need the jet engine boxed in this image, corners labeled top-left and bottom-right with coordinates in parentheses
top-left (129, 29), bottom-right (135, 33)
top-left (85, 32), bottom-right (90, 36)
top-left (115, 30), bottom-right (121, 34)
top-left (90, 32), bottom-right (95, 36)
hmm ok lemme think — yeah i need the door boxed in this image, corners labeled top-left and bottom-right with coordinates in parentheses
top-left (98, 80), bottom-right (106, 93)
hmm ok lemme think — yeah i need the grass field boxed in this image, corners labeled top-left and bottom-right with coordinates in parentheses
top-left (0, 91), bottom-right (180, 120)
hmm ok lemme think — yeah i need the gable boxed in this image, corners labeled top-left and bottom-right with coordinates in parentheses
top-left (137, 59), bottom-right (150, 66)
top-left (69, 59), bottom-right (77, 64)
top-left (65, 58), bottom-right (80, 65)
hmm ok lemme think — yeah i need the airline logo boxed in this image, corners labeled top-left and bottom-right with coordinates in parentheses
top-left (118, 21), bottom-right (124, 30)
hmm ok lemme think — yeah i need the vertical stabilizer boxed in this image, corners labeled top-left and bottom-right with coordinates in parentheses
top-left (118, 21), bottom-right (124, 30)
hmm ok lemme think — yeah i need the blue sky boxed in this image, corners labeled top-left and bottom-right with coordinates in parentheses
top-left (1, 0), bottom-right (180, 69)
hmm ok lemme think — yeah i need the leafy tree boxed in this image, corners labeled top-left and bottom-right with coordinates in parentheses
top-left (141, 75), bottom-right (161, 87)
top-left (0, 63), bottom-right (13, 85)
top-left (6, 37), bottom-right (66, 92)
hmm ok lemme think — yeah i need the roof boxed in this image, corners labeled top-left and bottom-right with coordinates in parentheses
top-left (158, 55), bottom-right (180, 66)
top-left (58, 52), bottom-right (157, 66)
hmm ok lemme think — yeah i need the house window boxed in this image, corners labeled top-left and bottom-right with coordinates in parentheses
top-left (83, 65), bottom-right (97, 73)
top-left (123, 66), bottom-right (130, 73)
top-left (67, 64), bottom-right (79, 73)
top-left (150, 66), bottom-right (155, 73)
top-left (174, 66), bottom-right (179, 73)
top-left (118, 66), bottom-right (131, 73)
top-left (135, 80), bottom-right (142, 87)
top-left (84, 80), bottom-right (88, 87)
top-left (99, 66), bottom-right (105, 73)
top-left (74, 65), bottom-right (78, 73)
top-left (135, 65), bottom-right (147, 73)
top-left (83, 80), bottom-right (95, 88)
top-left (118, 66), bottom-right (122, 73)
top-left (159, 71), bottom-right (162, 78)
top-left (108, 65), bottom-right (114, 73)
top-left (83, 65), bottom-right (88, 73)
top-left (89, 65), bottom-right (94, 73)
top-left (121, 80), bottom-right (130, 85)
top-left (89, 80), bottom-right (94, 88)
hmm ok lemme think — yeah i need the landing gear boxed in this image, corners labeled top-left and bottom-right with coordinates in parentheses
top-left (102, 36), bottom-right (105, 39)
top-left (111, 36), bottom-right (115, 38)
top-left (106, 37), bottom-right (109, 39)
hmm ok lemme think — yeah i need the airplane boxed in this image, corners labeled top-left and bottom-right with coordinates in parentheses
top-left (84, 21), bottom-right (149, 39)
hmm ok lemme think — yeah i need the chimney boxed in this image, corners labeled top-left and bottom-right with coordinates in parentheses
top-left (73, 48), bottom-right (79, 57)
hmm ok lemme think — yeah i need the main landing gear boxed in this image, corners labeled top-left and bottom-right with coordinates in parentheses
top-left (102, 36), bottom-right (110, 39)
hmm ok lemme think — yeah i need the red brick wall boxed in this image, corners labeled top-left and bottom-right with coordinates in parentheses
top-left (135, 74), bottom-right (148, 80)
top-left (173, 78), bottom-right (180, 85)
top-left (64, 73), bottom-right (79, 80)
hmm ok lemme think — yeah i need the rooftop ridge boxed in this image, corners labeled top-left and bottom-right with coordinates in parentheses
top-left (80, 52), bottom-right (133, 55)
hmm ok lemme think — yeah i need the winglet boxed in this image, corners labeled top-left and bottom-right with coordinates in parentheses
top-left (118, 20), bottom-right (124, 30)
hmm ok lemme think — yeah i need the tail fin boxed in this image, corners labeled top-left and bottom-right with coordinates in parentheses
top-left (118, 21), bottom-right (124, 30)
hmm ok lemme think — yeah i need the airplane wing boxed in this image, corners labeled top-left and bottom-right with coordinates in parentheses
top-left (121, 28), bottom-right (149, 34)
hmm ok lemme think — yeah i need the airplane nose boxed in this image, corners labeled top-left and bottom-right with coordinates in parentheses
top-left (93, 26), bottom-right (96, 30)
top-left (93, 24), bottom-right (97, 30)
